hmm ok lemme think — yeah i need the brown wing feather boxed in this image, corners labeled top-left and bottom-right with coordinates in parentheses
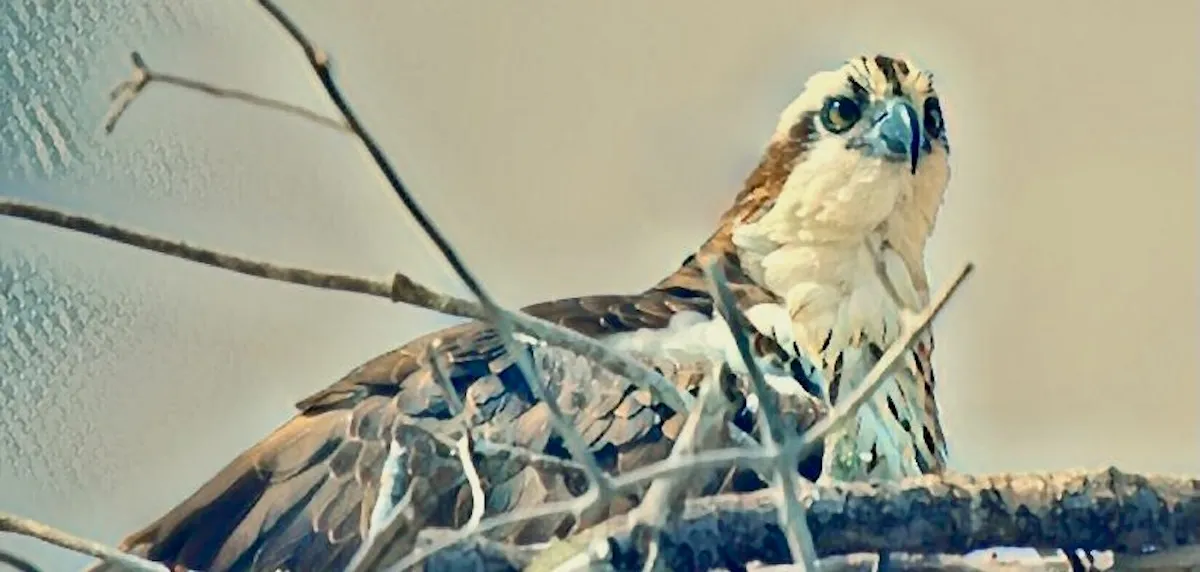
top-left (117, 289), bottom-right (822, 572)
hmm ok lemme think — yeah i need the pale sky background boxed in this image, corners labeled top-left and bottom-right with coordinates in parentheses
top-left (1, 1), bottom-right (1197, 569)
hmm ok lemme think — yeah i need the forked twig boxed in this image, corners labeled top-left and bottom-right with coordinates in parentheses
top-left (103, 51), bottom-right (347, 134)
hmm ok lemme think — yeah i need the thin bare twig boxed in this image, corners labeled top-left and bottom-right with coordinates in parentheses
top-left (471, 262), bottom-right (970, 528)
top-left (445, 264), bottom-right (975, 572)
top-left (782, 262), bottom-right (973, 462)
top-left (470, 439), bottom-right (589, 477)
top-left (455, 435), bottom-right (486, 534)
top-left (0, 512), bottom-right (166, 572)
top-left (706, 262), bottom-right (818, 571)
top-left (97, 5), bottom-right (698, 425)
top-left (375, 348), bottom-right (528, 571)
top-left (427, 341), bottom-right (469, 419)
top-left (0, 198), bottom-right (691, 419)
top-left (103, 51), bottom-right (346, 134)
top-left (864, 236), bottom-right (914, 315)
top-left (364, 440), bottom-right (410, 543)
top-left (433, 352), bottom-right (488, 522)
top-left (349, 355), bottom-right (486, 572)
top-left (633, 363), bottom-right (738, 572)
top-left (181, 0), bottom-right (698, 419)
top-left (574, 262), bottom-right (974, 501)
top-left (375, 440), bottom-right (489, 572)
top-left (426, 349), bottom-right (486, 534)
top-left (0, 199), bottom-right (454, 306)
top-left (251, 3), bottom-right (612, 525)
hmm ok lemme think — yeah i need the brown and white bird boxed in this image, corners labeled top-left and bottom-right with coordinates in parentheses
top-left (114, 54), bottom-right (952, 571)
top-left (733, 54), bottom-right (952, 482)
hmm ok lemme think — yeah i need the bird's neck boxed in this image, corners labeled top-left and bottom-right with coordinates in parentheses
top-left (650, 227), bottom-right (779, 311)
top-left (733, 221), bottom-right (931, 362)
top-left (649, 168), bottom-right (938, 360)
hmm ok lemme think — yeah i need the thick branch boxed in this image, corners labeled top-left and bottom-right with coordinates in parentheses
top-left (525, 468), bottom-right (1200, 570)
top-left (413, 535), bottom-right (1103, 572)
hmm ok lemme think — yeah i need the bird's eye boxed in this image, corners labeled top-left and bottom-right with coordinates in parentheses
top-left (923, 97), bottom-right (944, 139)
top-left (819, 96), bottom-right (862, 134)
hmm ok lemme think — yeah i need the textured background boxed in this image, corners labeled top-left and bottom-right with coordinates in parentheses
top-left (1, 1), bottom-right (1197, 569)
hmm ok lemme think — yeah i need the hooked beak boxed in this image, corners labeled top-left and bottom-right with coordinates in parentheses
top-left (865, 99), bottom-right (922, 174)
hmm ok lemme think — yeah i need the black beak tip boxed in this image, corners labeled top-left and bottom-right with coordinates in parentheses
top-left (903, 104), bottom-right (921, 175)
top-left (873, 100), bottom-right (923, 175)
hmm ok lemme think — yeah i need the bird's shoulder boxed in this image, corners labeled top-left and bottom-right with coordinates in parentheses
top-left (117, 288), bottom-right (755, 572)
top-left (292, 288), bottom-right (717, 414)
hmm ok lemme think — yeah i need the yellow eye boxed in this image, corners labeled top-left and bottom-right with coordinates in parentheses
top-left (819, 96), bottom-right (862, 133)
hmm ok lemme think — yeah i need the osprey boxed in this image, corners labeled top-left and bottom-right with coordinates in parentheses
top-left (116, 54), bottom-right (952, 571)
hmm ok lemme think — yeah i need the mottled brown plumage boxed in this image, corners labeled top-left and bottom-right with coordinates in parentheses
top-left (116, 261), bottom-right (819, 572)
top-left (116, 53), bottom-right (954, 572)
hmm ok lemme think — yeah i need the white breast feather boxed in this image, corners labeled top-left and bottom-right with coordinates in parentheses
top-left (602, 303), bottom-right (814, 402)
top-left (731, 158), bottom-right (933, 480)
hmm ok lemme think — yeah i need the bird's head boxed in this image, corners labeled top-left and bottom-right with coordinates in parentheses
top-left (719, 54), bottom-right (950, 258)
top-left (664, 55), bottom-right (951, 315)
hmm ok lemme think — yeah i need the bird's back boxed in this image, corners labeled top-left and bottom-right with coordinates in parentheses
top-left (115, 287), bottom-right (823, 572)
